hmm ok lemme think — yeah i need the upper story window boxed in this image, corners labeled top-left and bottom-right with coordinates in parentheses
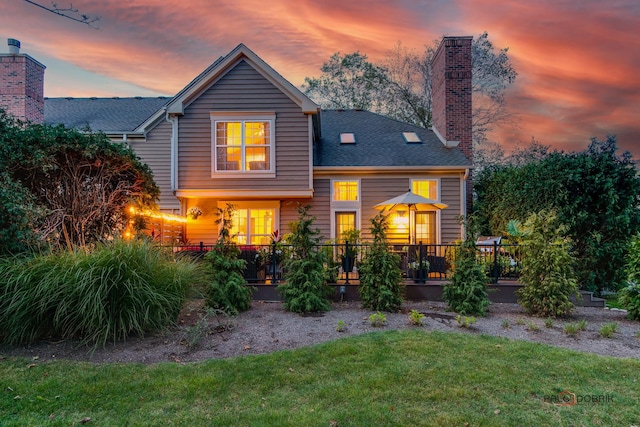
top-left (412, 179), bottom-right (438, 200)
top-left (211, 112), bottom-right (275, 175)
top-left (333, 180), bottom-right (359, 201)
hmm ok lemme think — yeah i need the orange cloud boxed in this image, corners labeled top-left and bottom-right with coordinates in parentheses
top-left (1, 0), bottom-right (638, 158)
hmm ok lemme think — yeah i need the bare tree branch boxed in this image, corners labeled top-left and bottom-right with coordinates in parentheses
top-left (24, 0), bottom-right (100, 29)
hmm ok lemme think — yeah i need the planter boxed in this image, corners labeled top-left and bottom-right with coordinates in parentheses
top-left (341, 256), bottom-right (356, 273)
top-left (411, 268), bottom-right (429, 283)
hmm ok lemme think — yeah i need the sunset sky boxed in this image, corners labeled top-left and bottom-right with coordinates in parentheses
top-left (1, 0), bottom-right (639, 158)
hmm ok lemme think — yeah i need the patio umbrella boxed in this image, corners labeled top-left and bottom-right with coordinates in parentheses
top-left (374, 190), bottom-right (448, 244)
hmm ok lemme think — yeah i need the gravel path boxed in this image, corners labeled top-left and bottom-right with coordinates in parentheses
top-left (1, 300), bottom-right (639, 364)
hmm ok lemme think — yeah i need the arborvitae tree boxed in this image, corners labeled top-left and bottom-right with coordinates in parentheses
top-left (358, 213), bottom-right (404, 312)
top-left (443, 221), bottom-right (490, 316)
top-left (204, 204), bottom-right (253, 314)
top-left (517, 210), bottom-right (578, 318)
top-left (278, 205), bottom-right (332, 313)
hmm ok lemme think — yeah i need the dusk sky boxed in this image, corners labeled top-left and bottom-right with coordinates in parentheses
top-left (2, 0), bottom-right (639, 158)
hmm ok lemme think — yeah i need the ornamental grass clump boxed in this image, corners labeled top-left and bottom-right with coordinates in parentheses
top-left (0, 239), bottom-right (202, 347)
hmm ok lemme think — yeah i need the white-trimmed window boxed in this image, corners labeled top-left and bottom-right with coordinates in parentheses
top-left (411, 179), bottom-right (438, 200)
top-left (211, 112), bottom-right (275, 175)
top-left (330, 180), bottom-right (360, 240)
top-left (333, 180), bottom-right (359, 201)
top-left (230, 208), bottom-right (277, 245)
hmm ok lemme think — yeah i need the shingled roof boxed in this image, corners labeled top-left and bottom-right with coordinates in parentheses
top-left (316, 109), bottom-right (470, 167)
top-left (44, 97), bottom-right (170, 133)
top-left (43, 100), bottom-right (470, 168)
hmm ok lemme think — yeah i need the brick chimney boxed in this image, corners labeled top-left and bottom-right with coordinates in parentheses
top-left (431, 36), bottom-right (473, 212)
top-left (0, 39), bottom-right (46, 123)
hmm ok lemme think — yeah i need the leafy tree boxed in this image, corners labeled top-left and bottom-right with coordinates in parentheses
top-left (358, 213), bottom-right (404, 312)
top-left (0, 110), bottom-right (159, 253)
top-left (475, 136), bottom-right (640, 292)
top-left (303, 32), bottom-right (517, 153)
top-left (302, 52), bottom-right (390, 113)
top-left (443, 220), bottom-right (490, 316)
top-left (516, 210), bottom-right (578, 318)
top-left (204, 204), bottom-right (253, 314)
top-left (278, 205), bottom-right (332, 313)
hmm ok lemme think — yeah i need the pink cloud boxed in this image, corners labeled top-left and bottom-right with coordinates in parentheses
top-left (2, 0), bottom-right (638, 159)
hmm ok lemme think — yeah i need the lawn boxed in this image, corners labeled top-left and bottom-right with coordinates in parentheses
top-left (1, 330), bottom-right (638, 426)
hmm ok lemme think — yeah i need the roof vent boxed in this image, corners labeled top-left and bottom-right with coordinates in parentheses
top-left (7, 38), bottom-right (20, 54)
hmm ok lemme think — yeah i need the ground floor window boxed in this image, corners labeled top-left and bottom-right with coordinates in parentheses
top-left (231, 208), bottom-right (276, 245)
top-left (335, 211), bottom-right (357, 240)
top-left (414, 211), bottom-right (436, 244)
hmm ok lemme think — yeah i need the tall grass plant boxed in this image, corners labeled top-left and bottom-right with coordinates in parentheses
top-left (0, 239), bottom-right (203, 347)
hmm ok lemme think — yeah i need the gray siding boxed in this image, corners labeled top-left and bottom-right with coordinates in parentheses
top-left (361, 177), bottom-right (408, 242)
top-left (281, 179), bottom-right (331, 240)
top-left (177, 60), bottom-right (311, 192)
top-left (440, 176), bottom-right (463, 243)
top-left (130, 120), bottom-right (180, 211)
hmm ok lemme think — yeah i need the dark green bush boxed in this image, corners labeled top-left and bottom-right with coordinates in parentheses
top-left (443, 232), bottom-right (490, 316)
top-left (516, 210), bottom-right (578, 318)
top-left (620, 236), bottom-right (640, 320)
top-left (278, 205), bottom-right (332, 313)
top-left (358, 214), bottom-right (403, 312)
top-left (204, 205), bottom-right (253, 314)
top-left (0, 239), bottom-right (202, 347)
top-left (619, 283), bottom-right (640, 321)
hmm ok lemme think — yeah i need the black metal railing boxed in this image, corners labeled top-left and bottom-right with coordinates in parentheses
top-left (167, 240), bottom-right (523, 285)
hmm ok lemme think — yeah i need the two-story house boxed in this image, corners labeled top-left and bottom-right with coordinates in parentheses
top-left (1, 36), bottom-right (472, 247)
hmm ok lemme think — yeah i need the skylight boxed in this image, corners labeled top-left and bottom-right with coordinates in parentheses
top-left (402, 132), bottom-right (422, 143)
top-left (340, 133), bottom-right (356, 144)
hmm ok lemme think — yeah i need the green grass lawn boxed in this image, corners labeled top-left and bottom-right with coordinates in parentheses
top-left (1, 330), bottom-right (638, 426)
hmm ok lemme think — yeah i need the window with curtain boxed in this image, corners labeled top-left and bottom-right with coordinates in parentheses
top-left (211, 113), bottom-right (275, 174)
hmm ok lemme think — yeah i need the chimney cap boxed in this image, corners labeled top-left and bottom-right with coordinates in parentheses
top-left (7, 38), bottom-right (20, 54)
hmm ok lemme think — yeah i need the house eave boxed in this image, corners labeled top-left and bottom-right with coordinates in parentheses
top-left (176, 189), bottom-right (314, 199)
top-left (313, 165), bottom-right (472, 175)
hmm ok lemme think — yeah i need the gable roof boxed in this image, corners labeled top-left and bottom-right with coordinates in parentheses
top-left (132, 43), bottom-right (319, 133)
top-left (316, 110), bottom-right (470, 168)
top-left (167, 44), bottom-right (317, 115)
top-left (44, 97), bottom-right (169, 133)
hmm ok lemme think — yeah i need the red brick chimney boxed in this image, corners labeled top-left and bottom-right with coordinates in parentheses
top-left (0, 39), bottom-right (46, 123)
top-left (431, 36), bottom-right (473, 212)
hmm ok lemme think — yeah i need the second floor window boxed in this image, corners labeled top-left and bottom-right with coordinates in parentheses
top-left (333, 180), bottom-right (359, 201)
top-left (412, 179), bottom-right (438, 200)
top-left (212, 113), bottom-right (275, 174)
